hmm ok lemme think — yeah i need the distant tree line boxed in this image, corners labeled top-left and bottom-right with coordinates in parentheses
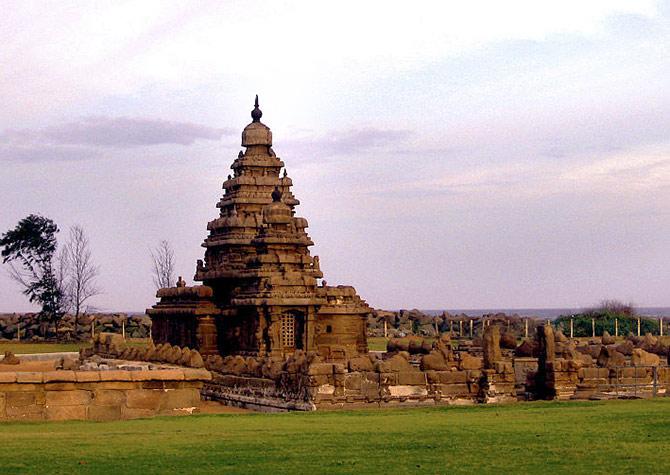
top-left (554, 300), bottom-right (659, 337)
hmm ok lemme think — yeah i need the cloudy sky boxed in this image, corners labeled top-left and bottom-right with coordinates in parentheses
top-left (1, 1), bottom-right (669, 312)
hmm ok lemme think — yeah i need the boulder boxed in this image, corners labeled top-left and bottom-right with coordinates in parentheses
top-left (602, 331), bottom-right (615, 345)
top-left (514, 340), bottom-right (536, 357)
top-left (459, 353), bottom-right (483, 370)
top-left (348, 356), bottom-right (374, 372)
top-left (376, 354), bottom-right (415, 373)
top-left (420, 350), bottom-right (449, 371)
top-left (640, 333), bottom-right (658, 351)
top-left (615, 340), bottom-right (634, 356)
top-left (631, 348), bottom-right (660, 367)
top-left (500, 332), bottom-right (517, 349)
top-left (597, 346), bottom-right (626, 368)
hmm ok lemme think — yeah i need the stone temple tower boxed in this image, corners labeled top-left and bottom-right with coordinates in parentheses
top-left (148, 97), bottom-right (370, 361)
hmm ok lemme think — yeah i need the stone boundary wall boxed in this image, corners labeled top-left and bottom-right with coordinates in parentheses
top-left (201, 352), bottom-right (517, 412)
top-left (548, 362), bottom-right (670, 400)
top-left (0, 368), bottom-right (211, 422)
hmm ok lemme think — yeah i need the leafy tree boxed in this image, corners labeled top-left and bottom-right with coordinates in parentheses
top-left (0, 214), bottom-right (67, 326)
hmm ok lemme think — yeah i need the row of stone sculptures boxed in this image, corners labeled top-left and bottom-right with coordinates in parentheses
top-left (86, 333), bottom-right (205, 368)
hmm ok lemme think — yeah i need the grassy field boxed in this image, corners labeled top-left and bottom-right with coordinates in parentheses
top-left (0, 399), bottom-right (669, 474)
top-left (0, 342), bottom-right (87, 354)
top-left (367, 336), bottom-right (388, 351)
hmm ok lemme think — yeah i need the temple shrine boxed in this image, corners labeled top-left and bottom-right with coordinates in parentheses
top-left (148, 97), bottom-right (370, 361)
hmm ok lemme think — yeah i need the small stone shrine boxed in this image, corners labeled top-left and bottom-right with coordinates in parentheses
top-left (148, 97), bottom-right (370, 361)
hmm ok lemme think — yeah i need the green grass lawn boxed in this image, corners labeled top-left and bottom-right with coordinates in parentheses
top-left (0, 342), bottom-right (87, 354)
top-left (367, 336), bottom-right (388, 351)
top-left (1, 399), bottom-right (669, 474)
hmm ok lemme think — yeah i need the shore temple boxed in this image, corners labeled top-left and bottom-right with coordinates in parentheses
top-left (148, 97), bottom-right (371, 361)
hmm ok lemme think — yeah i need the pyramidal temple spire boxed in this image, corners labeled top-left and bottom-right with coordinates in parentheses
top-left (251, 94), bottom-right (262, 122)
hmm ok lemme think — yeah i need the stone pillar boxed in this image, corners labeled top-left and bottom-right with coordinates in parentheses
top-left (305, 307), bottom-right (317, 352)
top-left (524, 318), bottom-right (528, 338)
top-left (570, 318), bottom-right (574, 339)
top-left (637, 317), bottom-right (641, 337)
top-left (268, 311), bottom-right (282, 357)
top-left (482, 325), bottom-right (502, 369)
top-left (196, 315), bottom-right (218, 357)
top-left (615, 318), bottom-right (618, 337)
top-left (536, 323), bottom-right (555, 400)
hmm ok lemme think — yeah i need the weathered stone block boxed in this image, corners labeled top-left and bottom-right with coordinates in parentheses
top-left (160, 389), bottom-right (200, 411)
top-left (154, 369), bottom-right (187, 381)
top-left (130, 370), bottom-right (158, 382)
top-left (75, 371), bottom-right (101, 382)
top-left (438, 371), bottom-right (467, 384)
top-left (379, 372), bottom-right (398, 385)
top-left (99, 370), bottom-right (133, 381)
top-left (438, 383), bottom-right (470, 396)
top-left (344, 374), bottom-right (363, 391)
top-left (46, 390), bottom-right (92, 406)
top-left (88, 404), bottom-right (122, 421)
top-left (95, 381), bottom-right (137, 390)
top-left (424, 370), bottom-right (440, 384)
top-left (0, 383), bottom-right (39, 392)
top-left (44, 383), bottom-right (78, 391)
top-left (459, 354), bottom-right (483, 370)
top-left (16, 372), bottom-right (44, 383)
top-left (121, 407), bottom-right (156, 419)
top-left (397, 372), bottom-right (426, 385)
top-left (7, 390), bottom-right (46, 407)
top-left (46, 405), bottom-right (87, 421)
top-left (43, 371), bottom-right (76, 383)
top-left (93, 389), bottom-right (126, 406)
top-left (125, 389), bottom-right (162, 409)
top-left (5, 403), bottom-right (44, 420)
top-left (0, 373), bottom-right (17, 383)
top-left (363, 372), bottom-right (380, 383)
top-left (388, 385), bottom-right (428, 397)
top-left (182, 369), bottom-right (211, 381)
top-left (348, 357), bottom-right (374, 372)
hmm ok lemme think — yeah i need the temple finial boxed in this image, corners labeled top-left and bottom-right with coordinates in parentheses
top-left (251, 94), bottom-right (262, 122)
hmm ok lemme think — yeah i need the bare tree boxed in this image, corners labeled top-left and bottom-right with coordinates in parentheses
top-left (150, 240), bottom-right (175, 289)
top-left (63, 225), bottom-right (101, 320)
top-left (55, 245), bottom-right (72, 315)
